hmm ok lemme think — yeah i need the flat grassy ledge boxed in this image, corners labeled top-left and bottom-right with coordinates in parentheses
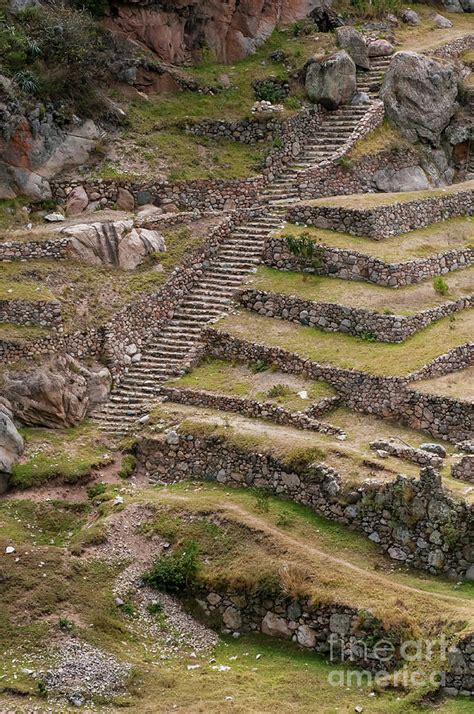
top-left (411, 366), bottom-right (474, 403)
top-left (298, 179), bottom-right (474, 210)
top-left (277, 217), bottom-right (474, 263)
top-left (246, 266), bottom-right (474, 316)
top-left (216, 308), bottom-right (474, 377)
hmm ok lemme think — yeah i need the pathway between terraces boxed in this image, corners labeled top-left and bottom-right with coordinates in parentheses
top-left (93, 57), bottom-right (391, 435)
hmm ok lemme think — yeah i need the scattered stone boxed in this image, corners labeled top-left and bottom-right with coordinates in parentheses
top-left (5, 546), bottom-right (15, 554)
top-left (433, 13), bottom-right (453, 28)
top-left (402, 9), bottom-right (420, 25)
top-left (44, 212), bottom-right (65, 222)
top-left (420, 443), bottom-right (447, 458)
top-left (116, 187), bottom-right (135, 211)
top-left (65, 185), bottom-right (89, 216)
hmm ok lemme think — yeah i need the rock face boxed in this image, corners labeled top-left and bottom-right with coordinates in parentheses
top-left (3, 357), bottom-right (111, 429)
top-left (62, 220), bottom-right (166, 269)
top-left (306, 51), bottom-right (356, 109)
top-left (0, 108), bottom-right (100, 200)
top-left (380, 52), bottom-right (459, 146)
top-left (0, 398), bottom-right (24, 485)
top-left (373, 166), bottom-right (430, 192)
top-left (105, 0), bottom-right (321, 64)
top-left (335, 26), bottom-right (370, 69)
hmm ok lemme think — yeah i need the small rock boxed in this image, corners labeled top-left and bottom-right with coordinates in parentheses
top-left (402, 9), bottom-right (420, 25)
top-left (112, 495), bottom-right (124, 506)
top-left (44, 212), bottom-right (65, 222)
top-left (433, 14), bottom-right (452, 28)
top-left (115, 597), bottom-right (125, 606)
top-left (5, 546), bottom-right (15, 554)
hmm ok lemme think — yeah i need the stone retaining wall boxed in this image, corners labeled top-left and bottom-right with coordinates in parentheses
top-left (0, 299), bottom-right (63, 330)
top-left (196, 588), bottom-right (400, 671)
top-left (159, 386), bottom-right (343, 435)
top-left (0, 328), bottom-right (103, 365)
top-left (295, 147), bottom-right (420, 201)
top-left (51, 175), bottom-right (264, 213)
top-left (288, 188), bottom-right (474, 239)
top-left (239, 289), bottom-right (473, 343)
top-left (203, 329), bottom-right (473, 442)
top-left (444, 634), bottom-right (474, 697)
top-left (262, 236), bottom-right (474, 287)
top-left (137, 432), bottom-right (473, 577)
top-left (103, 209), bottom-right (258, 380)
top-left (0, 238), bottom-right (69, 262)
top-left (184, 116), bottom-right (285, 144)
top-left (409, 343), bottom-right (474, 381)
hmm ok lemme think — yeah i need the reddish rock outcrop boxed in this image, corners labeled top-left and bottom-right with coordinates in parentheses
top-left (105, 0), bottom-right (320, 64)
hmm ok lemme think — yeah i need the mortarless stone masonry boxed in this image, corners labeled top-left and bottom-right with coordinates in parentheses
top-left (0, 299), bottom-right (63, 330)
top-left (239, 288), bottom-right (473, 343)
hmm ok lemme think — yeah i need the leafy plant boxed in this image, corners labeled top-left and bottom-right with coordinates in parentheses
top-left (253, 488), bottom-right (270, 513)
top-left (253, 77), bottom-right (289, 103)
top-left (249, 359), bottom-right (269, 374)
top-left (119, 454), bottom-right (136, 479)
top-left (143, 540), bottom-right (199, 593)
top-left (285, 233), bottom-right (323, 280)
top-left (267, 383), bottom-right (291, 399)
top-left (87, 482), bottom-right (107, 499)
top-left (433, 276), bottom-right (449, 296)
top-left (13, 69), bottom-right (38, 93)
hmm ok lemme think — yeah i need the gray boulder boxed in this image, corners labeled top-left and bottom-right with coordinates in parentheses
top-left (3, 358), bottom-right (90, 428)
top-left (0, 399), bottom-right (24, 484)
top-left (368, 39), bottom-right (394, 57)
top-left (335, 26), bottom-right (370, 70)
top-left (62, 220), bottom-right (166, 270)
top-left (380, 51), bottom-right (459, 146)
top-left (373, 166), bottom-right (430, 192)
top-left (306, 51), bottom-right (356, 110)
top-left (433, 13), bottom-right (453, 27)
top-left (460, 0), bottom-right (474, 10)
top-left (65, 186), bottom-right (89, 216)
top-left (441, 0), bottom-right (463, 10)
top-left (0, 163), bottom-right (52, 200)
top-left (402, 9), bottom-right (420, 24)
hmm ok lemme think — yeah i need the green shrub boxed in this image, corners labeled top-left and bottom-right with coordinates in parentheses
top-left (285, 233), bottom-right (324, 280)
top-left (267, 383), bottom-right (291, 399)
top-left (143, 540), bottom-right (199, 593)
top-left (249, 359), bottom-right (269, 374)
top-left (433, 276), bottom-right (449, 296)
top-left (119, 454), bottom-right (136, 479)
top-left (87, 482), bottom-right (107, 499)
top-left (253, 77), bottom-right (289, 103)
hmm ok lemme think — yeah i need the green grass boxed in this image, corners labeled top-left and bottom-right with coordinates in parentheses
top-left (11, 423), bottom-right (113, 489)
top-left (347, 119), bottom-right (415, 161)
top-left (216, 308), bottom-right (474, 376)
top-left (0, 323), bottom-right (51, 341)
top-left (278, 217), bottom-right (474, 263)
top-left (171, 356), bottom-right (335, 410)
top-left (0, 277), bottom-right (54, 301)
top-left (247, 265), bottom-right (474, 316)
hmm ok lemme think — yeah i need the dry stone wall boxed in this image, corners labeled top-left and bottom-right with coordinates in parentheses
top-left (263, 236), bottom-right (474, 287)
top-left (197, 588), bottom-right (400, 671)
top-left (184, 116), bottom-right (286, 144)
top-left (431, 34), bottom-right (474, 59)
top-left (158, 385), bottom-right (343, 435)
top-left (203, 329), bottom-right (473, 442)
top-left (0, 328), bottom-right (103, 365)
top-left (137, 432), bottom-right (473, 578)
top-left (288, 188), bottom-right (474, 239)
top-left (409, 343), bottom-right (474, 381)
top-left (452, 455), bottom-right (474, 482)
top-left (0, 299), bottom-right (63, 331)
top-left (239, 288), bottom-right (473, 343)
top-left (0, 238), bottom-right (69, 262)
top-left (369, 439), bottom-right (444, 468)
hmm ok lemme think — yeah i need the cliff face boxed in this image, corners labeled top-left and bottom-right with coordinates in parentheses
top-left (105, 0), bottom-right (322, 64)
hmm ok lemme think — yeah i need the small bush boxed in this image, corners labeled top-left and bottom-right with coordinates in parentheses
top-left (119, 454), bottom-right (136, 479)
top-left (253, 488), bottom-right (270, 513)
top-left (253, 77), bottom-right (289, 103)
top-left (143, 540), bottom-right (199, 593)
top-left (249, 359), bottom-right (269, 374)
top-left (147, 601), bottom-right (164, 616)
top-left (87, 482), bottom-right (107, 499)
top-left (267, 383), bottom-right (291, 399)
top-left (433, 276), bottom-right (449, 296)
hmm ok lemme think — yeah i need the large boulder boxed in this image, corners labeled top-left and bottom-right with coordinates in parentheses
top-left (65, 186), bottom-right (89, 216)
top-left (2, 356), bottom-right (110, 429)
top-left (373, 166), bottom-right (430, 192)
top-left (62, 220), bottom-right (166, 269)
top-left (460, 0), bottom-right (474, 10)
top-left (335, 26), bottom-right (370, 69)
top-left (380, 52), bottom-right (459, 146)
top-left (306, 51), bottom-right (356, 109)
top-left (368, 39), bottom-right (394, 57)
top-left (0, 398), bottom-right (24, 486)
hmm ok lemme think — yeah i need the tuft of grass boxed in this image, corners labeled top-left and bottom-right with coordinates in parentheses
top-left (143, 540), bottom-right (200, 593)
top-left (119, 454), bottom-right (136, 479)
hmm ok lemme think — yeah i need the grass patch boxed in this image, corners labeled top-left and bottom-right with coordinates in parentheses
top-left (11, 423), bottom-right (112, 489)
top-left (411, 366), bottom-right (474, 403)
top-left (348, 119), bottom-right (415, 161)
top-left (171, 356), bottom-right (335, 410)
top-left (216, 308), bottom-right (474, 376)
top-left (0, 323), bottom-right (51, 342)
top-left (0, 277), bottom-right (54, 301)
top-left (278, 217), bottom-right (474, 263)
top-left (247, 265), bottom-right (474, 315)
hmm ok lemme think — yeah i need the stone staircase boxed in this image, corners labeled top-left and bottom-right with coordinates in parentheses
top-left (261, 56), bottom-right (393, 205)
top-left (94, 55), bottom-right (394, 435)
top-left (92, 211), bottom-right (285, 434)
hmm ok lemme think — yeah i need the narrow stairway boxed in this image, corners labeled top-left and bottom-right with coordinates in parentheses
top-left (92, 211), bottom-right (285, 434)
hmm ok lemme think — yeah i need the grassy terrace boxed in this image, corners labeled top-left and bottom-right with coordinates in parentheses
top-left (0, 222), bottom-right (211, 334)
top-left (247, 265), bottom-right (474, 315)
top-left (412, 366), bottom-right (474, 402)
top-left (217, 308), bottom-right (474, 376)
top-left (169, 357), bottom-right (335, 411)
top-left (0, 323), bottom-right (51, 342)
top-left (150, 401), bottom-right (471, 498)
top-left (0, 482), bottom-right (473, 712)
top-left (300, 179), bottom-right (474, 209)
top-left (279, 217), bottom-right (474, 262)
